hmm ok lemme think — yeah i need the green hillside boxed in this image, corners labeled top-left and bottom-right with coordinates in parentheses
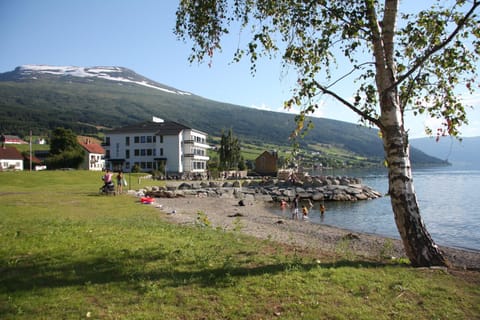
top-left (0, 73), bottom-right (445, 167)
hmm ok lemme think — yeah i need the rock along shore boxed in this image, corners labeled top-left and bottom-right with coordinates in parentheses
top-left (143, 176), bottom-right (383, 202)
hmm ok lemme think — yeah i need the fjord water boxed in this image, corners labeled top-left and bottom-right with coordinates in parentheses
top-left (270, 166), bottom-right (480, 251)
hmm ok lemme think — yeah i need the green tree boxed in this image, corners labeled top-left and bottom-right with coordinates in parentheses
top-left (47, 128), bottom-right (85, 169)
top-left (218, 128), bottom-right (242, 170)
top-left (238, 156), bottom-right (247, 171)
top-left (175, 0), bottom-right (479, 267)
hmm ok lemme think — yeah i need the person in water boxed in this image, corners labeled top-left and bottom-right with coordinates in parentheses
top-left (320, 204), bottom-right (326, 215)
top-left (291, 194), bottom-right (300, 220)
top-left (302, 205), bottom-right (309, 220)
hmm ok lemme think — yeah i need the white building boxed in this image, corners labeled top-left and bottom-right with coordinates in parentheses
top-left (103, 118), bottom-right (210, 176)
top-left (77, 136), bottom-right (105, 171)
top-left (0, 145), bottom-right (24, 171)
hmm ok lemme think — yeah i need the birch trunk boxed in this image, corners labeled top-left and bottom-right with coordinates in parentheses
top-left (381, 108), bottom-right (449, 267)
top-left (370, 0), bottom-right (448, 267)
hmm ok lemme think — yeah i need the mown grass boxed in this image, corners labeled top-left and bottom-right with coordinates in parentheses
top-left (1, 171), bottom-right (479, 319)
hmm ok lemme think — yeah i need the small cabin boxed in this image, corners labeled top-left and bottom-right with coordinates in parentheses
top-left (255, 150), bottom-right (278, 176)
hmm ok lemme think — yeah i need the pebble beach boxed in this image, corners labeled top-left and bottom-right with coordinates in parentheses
top-left (151, 196), bottom-right (480, 270)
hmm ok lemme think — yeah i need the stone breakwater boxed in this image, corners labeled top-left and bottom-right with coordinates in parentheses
top-left (142, 176), bottom-right (383, 202)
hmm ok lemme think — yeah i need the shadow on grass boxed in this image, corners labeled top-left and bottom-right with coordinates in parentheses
top-left (1, 246), bottom-right (396, 294)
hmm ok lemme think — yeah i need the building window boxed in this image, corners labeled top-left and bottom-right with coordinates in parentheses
top-left (160, 148), bottom-right (163, 156)
top-left (141, 136), bottom-right (146, 143)
top-left (147, 136), bottom-right (152, 143)
top-left (125, 136), bottom-right (130, 146)
top-left (134, 149), bottom-right (140, 156)
top-left (159, 135), bottom-right (163, 143)
top-left (140, 149), bottom-right (146, 156)
top-left (126, 149), bottom-right (130, 159)
top-left (194, 136), bottom-right (205, 144)
top-left (193, 161), bottom-right (205, 170)
top-left (147, 149), bottom-right (152, 156)
top-left (134, 136), bottom-right (140, 143)
top-left (153, 136), bottom-right (156, 143)
top-left (193, 148), bottom-right (205, 156)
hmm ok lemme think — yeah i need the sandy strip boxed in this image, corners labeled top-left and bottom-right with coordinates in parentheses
top-left (151, 196), bottom-right (479, 270)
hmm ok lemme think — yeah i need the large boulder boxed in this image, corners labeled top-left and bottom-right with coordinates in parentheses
top-left (312, 192), bottom-right (325, 201)
top-left (178, 182), bottom-right (192, 190)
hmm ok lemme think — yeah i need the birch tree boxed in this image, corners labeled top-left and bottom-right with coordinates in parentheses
top-left (175, 0), bottom-right (480, 266)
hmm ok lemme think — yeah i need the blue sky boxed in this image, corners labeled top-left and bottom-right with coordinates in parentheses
top-left (1, 0), bottom-right (479, 138)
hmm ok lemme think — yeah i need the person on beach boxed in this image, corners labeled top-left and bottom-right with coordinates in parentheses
top-left (291, 194), bottom-right (300, 220)
top-left (116, 170), bottom-right (123, 194)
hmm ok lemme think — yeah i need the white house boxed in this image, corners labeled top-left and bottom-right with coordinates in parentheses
top-left (77, 136), bottom-right (105, 171)
top-left (103, 117), bottom-right (210, 176)
top-left (0, 145), bottom-right (24, 171)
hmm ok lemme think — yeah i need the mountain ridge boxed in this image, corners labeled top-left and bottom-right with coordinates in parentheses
top-left (0, 64), bottom-right (446, 166)
top-left (0, 65), bottom-right (192, 95)
top-left (411, 136), bottom-right (480, 169)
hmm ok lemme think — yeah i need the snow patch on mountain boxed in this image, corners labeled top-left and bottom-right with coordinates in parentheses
top-left (18, 65), bottom-right (191, 96)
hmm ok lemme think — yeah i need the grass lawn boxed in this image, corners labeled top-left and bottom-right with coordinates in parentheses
top-left (1, 171), bottom-right (479, 319)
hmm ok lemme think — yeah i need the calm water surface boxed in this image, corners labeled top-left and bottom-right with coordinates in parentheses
top-left (269, 167), bottom-right (480, 251)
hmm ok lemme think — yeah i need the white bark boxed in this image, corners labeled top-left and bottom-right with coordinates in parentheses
top-left (370, 0), bottom-right (448, 267)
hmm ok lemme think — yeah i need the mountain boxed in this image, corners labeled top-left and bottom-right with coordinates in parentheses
top-left (411, 136), bottom-right (480, 169)
top-left (0, 65), bottom-right (192, 95)
top-left (0, 64), bottom-right (445, 166)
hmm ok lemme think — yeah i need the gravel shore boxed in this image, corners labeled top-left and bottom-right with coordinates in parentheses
top-left (152, 196), bottom-right (480, 270)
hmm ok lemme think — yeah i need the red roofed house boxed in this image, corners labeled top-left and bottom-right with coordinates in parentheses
top-left (2, 135), bottom-right (27, 145)
top-left (23, 154), bottom-right (45, 171)
top-left (77, 136), bottom-right (105, 171)
top-left (0, 145), bottom-right (24, 171)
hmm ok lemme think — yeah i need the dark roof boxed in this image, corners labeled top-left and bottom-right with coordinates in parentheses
top-left (0, 146), bottom-right (23, 160)
top-left (256, 150), bottom-right (278, 161)
top-left (108, 120), bottom-right (192, 136)
top-left (24, 154), bottom-right (42, 164)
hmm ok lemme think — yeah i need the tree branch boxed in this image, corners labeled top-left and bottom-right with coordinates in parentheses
top-left (326, 61), bottom-right (375, 89)
top-left (382, 0), bottom-right (399, 68)
top-left (365, 0), bottom-right (386, 73)
top-left (313, 80), bottom-right (384, 130)
top-left (393, 1), bottom-right (480, 90)
top-left (400, 66), bottom-right (424, 110)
